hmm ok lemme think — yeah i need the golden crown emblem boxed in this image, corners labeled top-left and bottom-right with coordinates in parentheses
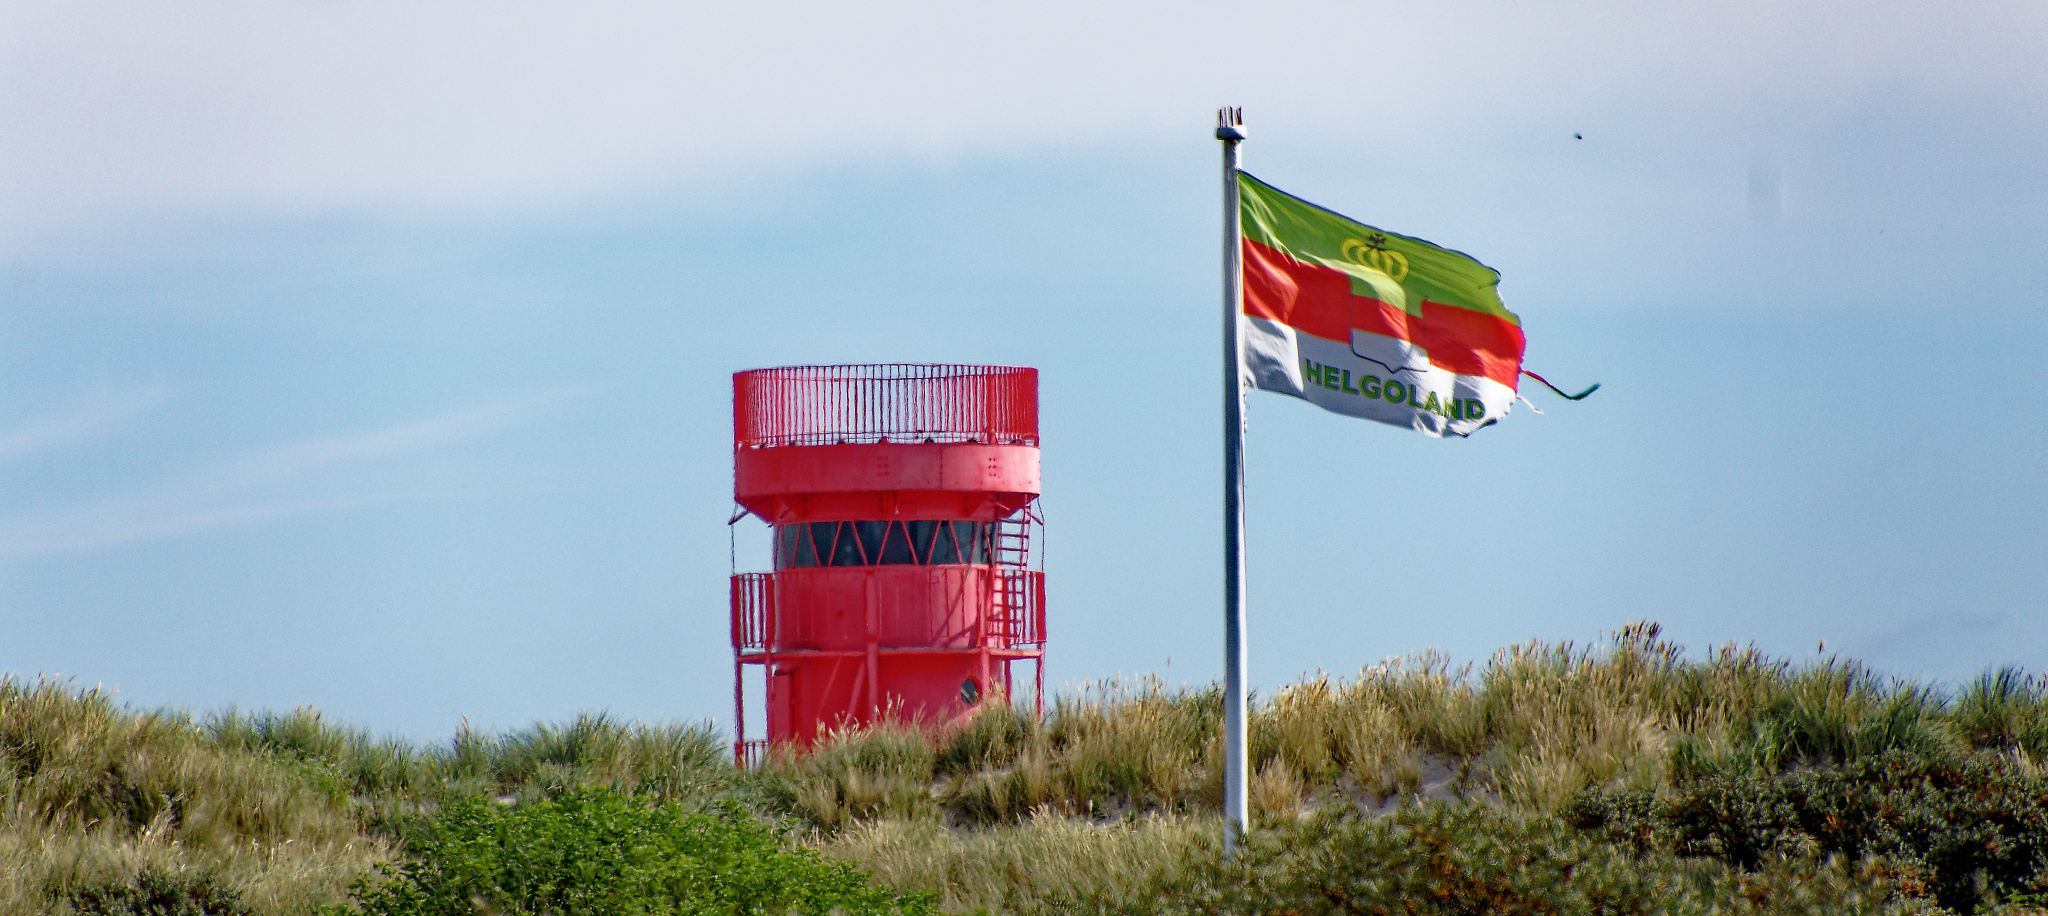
top-left (1341, 235), bottom-right (1409, 283)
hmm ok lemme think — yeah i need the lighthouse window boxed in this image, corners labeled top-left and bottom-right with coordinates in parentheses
top-left (853, 520), bottom-right (890, 564)
top-left (775, 523), bottom-right (818, 568)
top-left (876, 521), bottom-right (917, 564)
top-left (959, 520), bottom-right (990, 564)
top-left (924, 521), bottom-right (961, 565)
top-left (905, 520), bottom-right (941, 562)
top-left (772, 521), bottom-right (995, 568)
top-left (829, 522), bottom-right (868, 566)
top-left (811, 523), bottom-right (838, 565)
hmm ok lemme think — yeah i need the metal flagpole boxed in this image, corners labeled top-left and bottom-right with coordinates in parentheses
top-left (1215, 106), bottom-right (1249, 853)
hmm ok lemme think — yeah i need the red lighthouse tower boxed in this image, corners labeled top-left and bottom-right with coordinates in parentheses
top-left (729, 364), bottom-right (1046, 760)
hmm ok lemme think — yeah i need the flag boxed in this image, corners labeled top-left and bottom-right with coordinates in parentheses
top-left (1237, 171), bottom-right (1525, 437)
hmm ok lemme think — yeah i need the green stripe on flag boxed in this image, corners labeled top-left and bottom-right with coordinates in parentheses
top-left (1237, 171), bottom-right (1517, 326)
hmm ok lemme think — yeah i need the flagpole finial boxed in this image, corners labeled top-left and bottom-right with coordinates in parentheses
top-left (1215, 107), bottom-right (1246, 141)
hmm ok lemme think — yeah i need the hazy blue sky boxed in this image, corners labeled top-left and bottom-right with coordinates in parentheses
top-left (4, 0), bottom-right (2044, 740)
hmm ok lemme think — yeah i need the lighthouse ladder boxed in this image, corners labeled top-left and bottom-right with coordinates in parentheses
top-left (993, 511), bottom-right (1032, 569)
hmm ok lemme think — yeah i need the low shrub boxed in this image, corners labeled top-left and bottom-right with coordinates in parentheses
top-left (329, 787), bottom-right (932, 916)
top-left (1138, 804), bottom-right (1902, 916)
top-left (1566, 749), bottom-right (2048, 912)
top-left (69, 871), bottom-right (252, 916)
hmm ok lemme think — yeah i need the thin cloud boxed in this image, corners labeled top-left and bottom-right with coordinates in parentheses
top-left (5, 0), bottom-right (2042, 255)
top-left (0, 494), bottom-right (398, 558)
top-left (0, 387), bottom-right (167, 458)
top-left (0, 386), bottom-right (593, 559)
top-left (205, 394), bottom-right (575, 493)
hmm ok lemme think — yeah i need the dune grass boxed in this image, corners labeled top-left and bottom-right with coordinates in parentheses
top-left (0, 680), bottom-right (389, 915)
top-left (759, 624), bottom-right (2048, 914)
top-left (7, 622), bottom-right (2048, 914)
top-left (760, 622), bottom-right (2041, 841)
top-left (0, 683), bottom-right (738, 915)
top-left (811, 812), bottom-right (1212, 915)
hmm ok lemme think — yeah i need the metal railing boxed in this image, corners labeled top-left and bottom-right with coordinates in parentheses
top-left (736, 739), bottom-right (769, 768)
top-left (993, 569), bottom-right (1045, 648)
top-left (730, 573), bottom-right (774, 653)
top-left (734, 364), bottom-right (1039, 449)
top-left (738, 568), bottom-right (1042, 651)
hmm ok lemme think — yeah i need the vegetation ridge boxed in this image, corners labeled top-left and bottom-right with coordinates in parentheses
top-left (5, 623), bottom-right (2046, 914)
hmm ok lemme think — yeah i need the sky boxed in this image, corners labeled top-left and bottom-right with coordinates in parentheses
top-left (4, 0), bottom-right (2045, 741)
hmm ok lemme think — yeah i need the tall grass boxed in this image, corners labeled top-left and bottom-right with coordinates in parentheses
top-left (8, 623), bottom-right (2047, 914)
top-left (1, 679), bottom-right (389, 915)
top-left (811, 811), bottom-right (1213, 915)
top-left (2, 678), bottom-right (733, 914)
top-left (1953, 667), bottom-right (2048, 753)
top-left (755, 622), bottom-right (2018, 834)
top-left (759, 720), bottom-right (942, 831)
top-left (446, 712), bottom-right (736, 805)
top-left (791, 623), bottom-right (2045, 913)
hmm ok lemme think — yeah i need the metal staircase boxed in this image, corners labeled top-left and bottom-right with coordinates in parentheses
top-left (992, 510), bottom-right (1033, 568)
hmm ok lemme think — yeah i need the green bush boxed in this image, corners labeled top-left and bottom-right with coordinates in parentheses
top-left (1126, 804), bottom-right (1899, 916)
top-left (1201, 805), bottom-right (1679, 915)
top-left (1566, 749), bottom-right (2048, 912)
top-left (68, 871), bottom-right (252, 916)
top-left (329, 787), bottom-right (932, 916)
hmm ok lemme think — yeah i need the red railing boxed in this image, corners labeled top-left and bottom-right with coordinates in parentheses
top-left (738, 569), bottom-right (1042, 651)
top-left (993, 569), bottom-right (1045, 649)
top-left (734, 364), bottom-right (1038, 449)
top-left (731, 573), bottom-right (774, 653)
top-left (736, 739), bottom-right (769, 768)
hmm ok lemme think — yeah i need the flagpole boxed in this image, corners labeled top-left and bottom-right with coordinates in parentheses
top-left (1215, 106), bottom-right (1249, 854)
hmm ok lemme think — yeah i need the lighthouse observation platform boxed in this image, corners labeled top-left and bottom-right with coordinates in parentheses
top-left (728, 364), bottom-right (1046, 762)
top-left (734, 363), bottom-right (1037, 449)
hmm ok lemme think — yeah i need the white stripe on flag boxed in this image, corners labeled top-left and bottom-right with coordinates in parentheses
top-left (1243, 316), bottom-right (1515, 438)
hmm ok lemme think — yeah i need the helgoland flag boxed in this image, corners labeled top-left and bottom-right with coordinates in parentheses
top-left (1238, 171), bottom-right (1525, 437)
